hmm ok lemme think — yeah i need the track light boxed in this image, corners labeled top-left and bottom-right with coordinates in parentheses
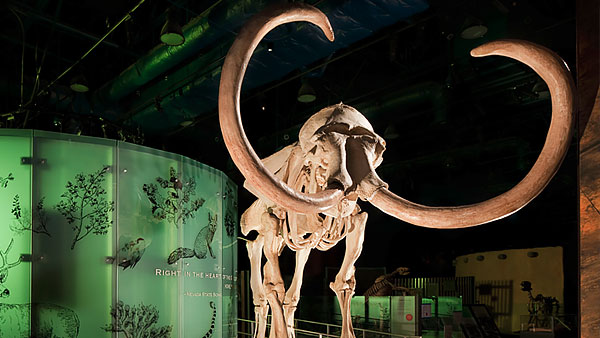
top-left (459, 16), bottom-right (487, 39)
top-left (297, 80), bottom-right (316, 103)
top-left (70, 74), bottom-right (89, 93)
top-left (160, 8), bottom-right (185, 46)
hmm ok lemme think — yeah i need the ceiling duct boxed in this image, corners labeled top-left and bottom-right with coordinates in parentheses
top-left (121, 0), bottom-right (430, 134)
top-left (92, 0), bottom-right (270, 106)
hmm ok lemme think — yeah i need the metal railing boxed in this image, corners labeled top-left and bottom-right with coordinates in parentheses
top-left (237, 317), bottom-right (422, 338)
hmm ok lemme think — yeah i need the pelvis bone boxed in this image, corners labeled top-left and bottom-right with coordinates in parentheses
top-left (218, 3), bottom-right (575, 338)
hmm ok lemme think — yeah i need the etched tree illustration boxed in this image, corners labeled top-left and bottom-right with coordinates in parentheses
top-left (11, 195), bottom-right (50, 236)
top-left (142, 166), bottom-right (204, 227)
top-left (0, 173), bottom-right (14, 188)
top-left (56, 167), bottom-right (114, 249)
top-left (102, 301), bottom-right (172, 338)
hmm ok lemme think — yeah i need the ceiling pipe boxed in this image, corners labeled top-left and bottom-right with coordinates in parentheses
top-left (117, 41), bottom-right (230, 125)
top-left (92, 0), bottom-right (269, 106)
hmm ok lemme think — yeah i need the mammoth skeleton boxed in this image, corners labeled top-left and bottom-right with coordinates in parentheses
top-left (217, 3), bottom-right (575, 338)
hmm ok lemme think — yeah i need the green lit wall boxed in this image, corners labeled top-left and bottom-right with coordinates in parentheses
top-left (0, 130), bottom-right (237, 338)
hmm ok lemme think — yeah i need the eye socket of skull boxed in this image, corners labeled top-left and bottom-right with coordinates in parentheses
top-left (359, 134), bottom-right (384, 166)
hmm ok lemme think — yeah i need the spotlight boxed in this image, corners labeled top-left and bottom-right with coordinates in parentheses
top-left (459, 16), bottom-right (487, 39)
top-left (297, 80), bottom-right (316, 103)
top-left (70, 74), bottom-right (89, 93)
top-left (52, 116), bottom-right (61, 127)
top-left (160, 8), bottom-right (185, 46)
top-left (267, 42), bottom-right (274, 52)
top-left (460, 25), bottom-right (487, 39)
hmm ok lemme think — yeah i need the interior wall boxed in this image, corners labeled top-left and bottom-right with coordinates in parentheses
top-left (577, 0), bottom-right (600, 336)
top-left (579, 81), bottom-right (600, 338)
top-left (455, 247), bottom-right (564, 334)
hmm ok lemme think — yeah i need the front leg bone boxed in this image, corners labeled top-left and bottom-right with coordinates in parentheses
top-left (247, 235), bottom-right (269, 338)
top-left (283, 247), bottom-right (311, 338)
top-left (330, 212), bottom-right (368, 338)
top-left (262, 212), bottom-right (288, 338)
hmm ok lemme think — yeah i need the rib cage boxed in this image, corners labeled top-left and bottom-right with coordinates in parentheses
top-left (277, 152), bottom-right (355, 252)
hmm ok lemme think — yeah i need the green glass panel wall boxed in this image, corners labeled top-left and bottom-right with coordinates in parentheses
top-left (0, 131), bottom-right (33, 337)
top-left (115, 143), bottom-right (183, 337)
top-left (222, 177), bottom-right (238, 338)
top-left (32, 132), bottom-right (115, 337)
top-left (0, 130), bottom-right (237, 337)
top-left (180, 158), bottom-right (223, 338)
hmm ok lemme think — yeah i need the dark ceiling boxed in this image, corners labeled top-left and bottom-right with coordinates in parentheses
top-left (0, 0), bottom-right (578, 303)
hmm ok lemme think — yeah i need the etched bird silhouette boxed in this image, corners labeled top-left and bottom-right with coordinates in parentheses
top-left (118, 237), bottom-right (148, 270)
top-left (168, 213), bottom-right (217, 264)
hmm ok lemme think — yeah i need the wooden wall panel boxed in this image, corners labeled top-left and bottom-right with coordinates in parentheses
top-left (578, 0), bottom-right (600, 336)
top-left (580, 94), bottom-right (600, 338)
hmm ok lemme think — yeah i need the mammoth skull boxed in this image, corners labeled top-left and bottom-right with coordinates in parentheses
top-left (298, 103), bottom-right (388, 217)
top-left (218, 3), bottom-right (574, 228)
top-left (242, 103), bottom-right (387, 223)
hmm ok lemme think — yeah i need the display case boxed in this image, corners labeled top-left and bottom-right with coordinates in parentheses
top-left (0, 130), bottom-right (237, 337)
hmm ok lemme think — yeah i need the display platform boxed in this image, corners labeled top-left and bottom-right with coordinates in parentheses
top-left (0, 130), bottom-right (237, 337)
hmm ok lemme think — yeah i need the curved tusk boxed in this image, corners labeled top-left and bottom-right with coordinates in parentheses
top-left (218, 3), bottom-right (342, 214)
top-left (369, 40), bottom-right (575, 229)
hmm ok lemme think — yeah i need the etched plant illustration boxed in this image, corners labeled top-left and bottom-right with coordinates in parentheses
top-left (102, 300), bottom-right (172, 338)
top-left (225, 297), bottom-right (236, 337)
top-left (10, 195), bottom-right (50, 236)
top-left (142, 166), bottom-right (205, 227)
top-left (225, 211), bottom-right (235, 238)
top-left (223, 182), bottom-right (237, 238)
top-left (55, 166), bottom-right (114, 249)
top-left (0, 173), bottom-right (14, 188)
